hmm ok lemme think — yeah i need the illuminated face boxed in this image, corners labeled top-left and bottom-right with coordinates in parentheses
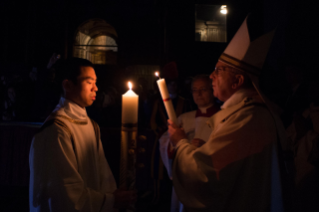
top-left (192, 79), bottom-right (214, 108)
top-left (209, 61), bottom-right (236, 102)
top-left (68, 66), bottom-right (98, 108)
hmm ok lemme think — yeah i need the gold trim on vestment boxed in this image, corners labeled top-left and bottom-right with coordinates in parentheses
top-left (55, 115), bottom-right (88, 125)
top-left (219, 53), bottom-right (260, 76)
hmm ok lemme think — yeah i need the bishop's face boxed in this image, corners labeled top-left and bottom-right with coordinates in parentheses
top-left (67, 66), bottom-right (98, 108)
top-left (210, 61), bottom-right (237, 102)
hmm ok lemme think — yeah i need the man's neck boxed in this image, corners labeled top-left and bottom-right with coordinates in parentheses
top-left (64, 95), bottom-right (85, 108)
top-left (198, 103), bottom-right (213, 113)
top-left (56, 97), bottom-right (88, 120)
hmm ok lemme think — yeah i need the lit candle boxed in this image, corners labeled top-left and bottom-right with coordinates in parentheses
top-left (122, 82), bottom-right (139, 124)
top-left (120, 82), bottom-right (138, 192)
top-left (155, 72), bottom-right (177, 124)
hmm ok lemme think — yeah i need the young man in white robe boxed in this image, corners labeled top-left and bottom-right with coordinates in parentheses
top-left (29, 58), bottom-right (136, 212)
top-left (167, 15), bottom-right (286, 212)
top-left (159, 75), bottom-right (220, 212)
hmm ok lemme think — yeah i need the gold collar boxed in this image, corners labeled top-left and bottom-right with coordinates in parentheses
top-left (55, 115), bottom-right (88, 125)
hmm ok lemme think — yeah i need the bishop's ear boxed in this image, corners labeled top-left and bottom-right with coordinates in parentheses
top-left (231, 74), bottom-right (245, 90)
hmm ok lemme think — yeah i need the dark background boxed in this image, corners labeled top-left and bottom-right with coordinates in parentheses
top-left (1, 0), bottom-right (316, 79)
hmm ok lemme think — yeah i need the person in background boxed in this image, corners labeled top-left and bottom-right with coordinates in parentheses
top-left (159, 74), bottom-right (220, 212)
top-left (280, 60), bottom-right (309, 129)
top-left (285, 77), bottom-right (319, 211)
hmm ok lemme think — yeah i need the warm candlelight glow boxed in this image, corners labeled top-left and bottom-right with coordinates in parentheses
top-left (155, 71), bottom-right (161, 79)
top-left (122, 82), bottom-right (138, 124)
top-left (128, 81), bottom-right (132, 90)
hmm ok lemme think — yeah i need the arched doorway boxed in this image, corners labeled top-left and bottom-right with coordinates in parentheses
top-left (73, 19), bottom-right (118, 65)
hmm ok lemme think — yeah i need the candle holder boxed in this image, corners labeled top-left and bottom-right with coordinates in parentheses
top-left (120, 123), bottom-right (138, 212)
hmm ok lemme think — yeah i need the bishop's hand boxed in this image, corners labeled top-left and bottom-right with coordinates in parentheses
top-left (191, 138), bottom-right (206, 147)
top-left (168, 119), bottom-right (187, 147)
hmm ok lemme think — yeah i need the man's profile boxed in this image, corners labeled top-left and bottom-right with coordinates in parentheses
top-left (29, 58), bottom-right (135, 212)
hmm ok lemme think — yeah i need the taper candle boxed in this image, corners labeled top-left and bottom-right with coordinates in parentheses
top-left (155, 72), bottom-right (177, 124)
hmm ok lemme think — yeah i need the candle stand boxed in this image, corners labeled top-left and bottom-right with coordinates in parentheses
top-left (120, 123), bottom-right (138, 212)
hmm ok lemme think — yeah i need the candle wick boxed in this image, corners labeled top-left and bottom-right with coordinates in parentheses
top-left (155, 72), bottom-right (161, 79)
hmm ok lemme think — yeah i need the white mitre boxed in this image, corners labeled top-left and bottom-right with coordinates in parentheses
top-left (219, 15), bottom-right (275, 76)
top-left (218, 15), bottom-right (288, 150)
top-left (218, 14), bottom-right (276, 106)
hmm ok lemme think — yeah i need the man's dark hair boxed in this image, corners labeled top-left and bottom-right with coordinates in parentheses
top-left (55, 57), bottom-right (94, 86)
top-left (54, 57), bottom-right (94, 96)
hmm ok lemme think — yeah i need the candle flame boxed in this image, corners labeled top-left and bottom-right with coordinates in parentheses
top-left (155, 71), bottom-right (161, 79)
top-left (128, 81), bottom-right (132, 90)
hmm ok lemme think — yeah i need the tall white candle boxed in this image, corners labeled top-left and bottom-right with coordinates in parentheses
top-left (155, 72), bottom-right (177, 124)
top-left (122, 82), bottom-right (139, 124)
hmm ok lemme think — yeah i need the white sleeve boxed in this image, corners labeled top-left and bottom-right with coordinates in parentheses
top-left (158, 114), bottom-right (184, 179)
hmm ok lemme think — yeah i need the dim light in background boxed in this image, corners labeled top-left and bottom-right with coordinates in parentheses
top-left (220, 5), bottom-right (227, 14)
top-left (195, 4), bottom-right (227, 42)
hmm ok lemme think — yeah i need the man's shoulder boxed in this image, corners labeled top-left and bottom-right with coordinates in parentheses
top-left (89, 118), bottom-right (99, 128)
top-left (231, 98), bottom-right (271, 119)
top-left (35, 118), bottom-right (73, 138)
top-left (225, 100), bottom-right (276, 132)
top-left (230, 95), bottom-right (268, 113)
top-left (241, 97), bottom-right (270, 115)
top-left (208, 96), bottom-right (270, 127)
